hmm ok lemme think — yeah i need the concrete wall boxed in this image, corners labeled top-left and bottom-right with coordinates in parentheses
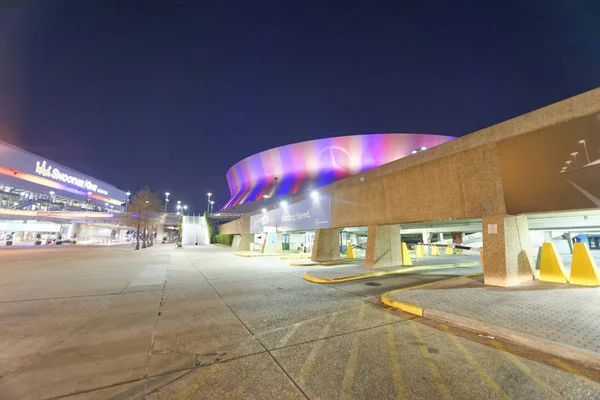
top-left (330, 143), bottom-right (506, 228)
top-left (218, 215), bottom-right (250, 235)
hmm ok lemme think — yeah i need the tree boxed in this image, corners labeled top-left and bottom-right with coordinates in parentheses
top-left (128, 187), bottom-right (163, 250)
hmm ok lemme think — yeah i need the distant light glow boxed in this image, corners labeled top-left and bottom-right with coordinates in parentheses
top-left (420, 146), bottom-right (427, 151)
top-left (280, 201), bottom-right (288, 208)
top-left (411, 150), bottom-right (418, 154)
top-left (223, 133), bottom-right (454, 209)
top-left (261, 208), bottom-right (267, 213)
top-left (310, 190), bottom-right (319, 199)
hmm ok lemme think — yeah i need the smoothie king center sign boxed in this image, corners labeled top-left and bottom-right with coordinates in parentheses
top-left (35, 160), bottom-right (109, 195)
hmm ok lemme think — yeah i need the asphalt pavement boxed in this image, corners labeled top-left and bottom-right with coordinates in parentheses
top-left (0, 245), bottom-right (598, 399)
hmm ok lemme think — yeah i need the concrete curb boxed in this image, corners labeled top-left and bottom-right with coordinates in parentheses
top-left (303, 262), bottom-right (479, 284)
top-left (381, 274), bottom-right (600, 370)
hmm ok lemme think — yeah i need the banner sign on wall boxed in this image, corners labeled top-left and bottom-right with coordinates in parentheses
top-left (250, 194), bottom-right (332, 234)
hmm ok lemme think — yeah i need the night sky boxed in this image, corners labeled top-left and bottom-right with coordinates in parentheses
top-left (1, 1), bottom-right (599, 212)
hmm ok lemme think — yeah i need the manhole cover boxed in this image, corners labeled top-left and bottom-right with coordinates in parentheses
top-left (365, 282), bottom-right (382, 286)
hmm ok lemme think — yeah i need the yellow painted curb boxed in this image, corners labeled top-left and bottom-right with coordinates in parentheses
top-left (381, 296), bottom-right (424, 316)
top-left (381, 273), bottom-right (484, 316)
top-left (303, 262), bottom-right (479, 284)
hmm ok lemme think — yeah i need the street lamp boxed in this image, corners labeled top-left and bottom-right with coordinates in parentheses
top-left (164, 192), bottom-right (170, 212)
top-left (125, 192), bottom-right (131, 212)
top-left (579, 140), bottom-right (590, 164)
top-left (207, 192), bottom-right (212, 213)
top-left (177, 204), bottom-right (188, 216)
top-left (569, 152), bottom-right (579, 168)
top-left (210, 200), bottom-right (214, 213)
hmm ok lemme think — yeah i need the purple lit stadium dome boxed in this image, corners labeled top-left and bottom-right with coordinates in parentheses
top-left (222, 133), bottom-right (455, 210)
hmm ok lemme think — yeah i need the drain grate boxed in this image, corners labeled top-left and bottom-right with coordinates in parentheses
top-left (365, 282), bottom-right (382, 286)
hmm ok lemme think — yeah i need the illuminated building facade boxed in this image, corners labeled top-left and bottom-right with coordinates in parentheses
top-left (0, 140), bottom-right (126, 213)
top-left (0, 140), bottom-right (128, 243)
top-left (223, 133), bottom-right (455, 210)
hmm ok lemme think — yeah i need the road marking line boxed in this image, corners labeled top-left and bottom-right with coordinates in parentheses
top-left (172, 363), bottom-right (222, 400)
top-left (439, 324), bottom-right (508, 399)
top-left (384, 313), bottom-right (407, 400)
top-left (297, 312), bottom-right (338, 385)
top-left (409, 321), bottom-right (453, 400)
top-left (551, 358), bottom-right (600, 392)
top-left (340, 304), bottom-right (366, 400)
top-left (491, 342), bottom-right (562, 400)
top-left (278, 322), bottom-right (302, 347)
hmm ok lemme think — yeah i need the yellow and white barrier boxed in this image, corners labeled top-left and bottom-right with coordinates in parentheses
top-left (346, 241), bottom-right (355, 259)
top-left (539, 242), bottom-right (569, 283)
top-left (401, 242), bottom-right (413, 266)
top-left (569, 242), bottom-right (600, 286)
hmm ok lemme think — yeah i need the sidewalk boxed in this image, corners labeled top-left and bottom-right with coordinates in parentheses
top-left (382, 275), bottom-right (600, 369)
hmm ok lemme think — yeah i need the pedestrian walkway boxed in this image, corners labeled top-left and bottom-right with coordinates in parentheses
top-left (383, 275), bottom-right (600, 368)
top-left (303, 259), bottom-right (480, 283)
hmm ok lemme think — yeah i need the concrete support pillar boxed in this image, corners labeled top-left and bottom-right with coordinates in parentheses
top-left (262, 233), bottom-right (282, 253)
top-left (311, 228), bottom-right (341, 262)
top-left (68, 223), bottom-right (81, 241)
top-left (237, 234), bottom-right (254, 251)
top-left (365, 224), bottom-right (402, 269)
top-left (421, 230), bottom-right (431, 255)
top-left (564, 233), bottom-right (574, 254)
top-left (439, 232), bottom-right (444, 241)
top-left (156, 224), bottom-right (164, 243)
top-left (482, 215), bottom-right (535, 286)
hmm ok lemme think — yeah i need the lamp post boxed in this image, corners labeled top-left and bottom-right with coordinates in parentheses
top-left (125, 192), bottom-right (131, 212)
top-left (210, 200), bottom-right (214, 213)
top-left (177, 204), bottom-right (187, 216)
top-left (164, 192), bottom-right (170, 212)
top-left (570, 152), bottom-right (579, 168)
top-left (579, 140), bottom-right (590, 165)
top-left (207, 193), bottom-right (212, 213)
